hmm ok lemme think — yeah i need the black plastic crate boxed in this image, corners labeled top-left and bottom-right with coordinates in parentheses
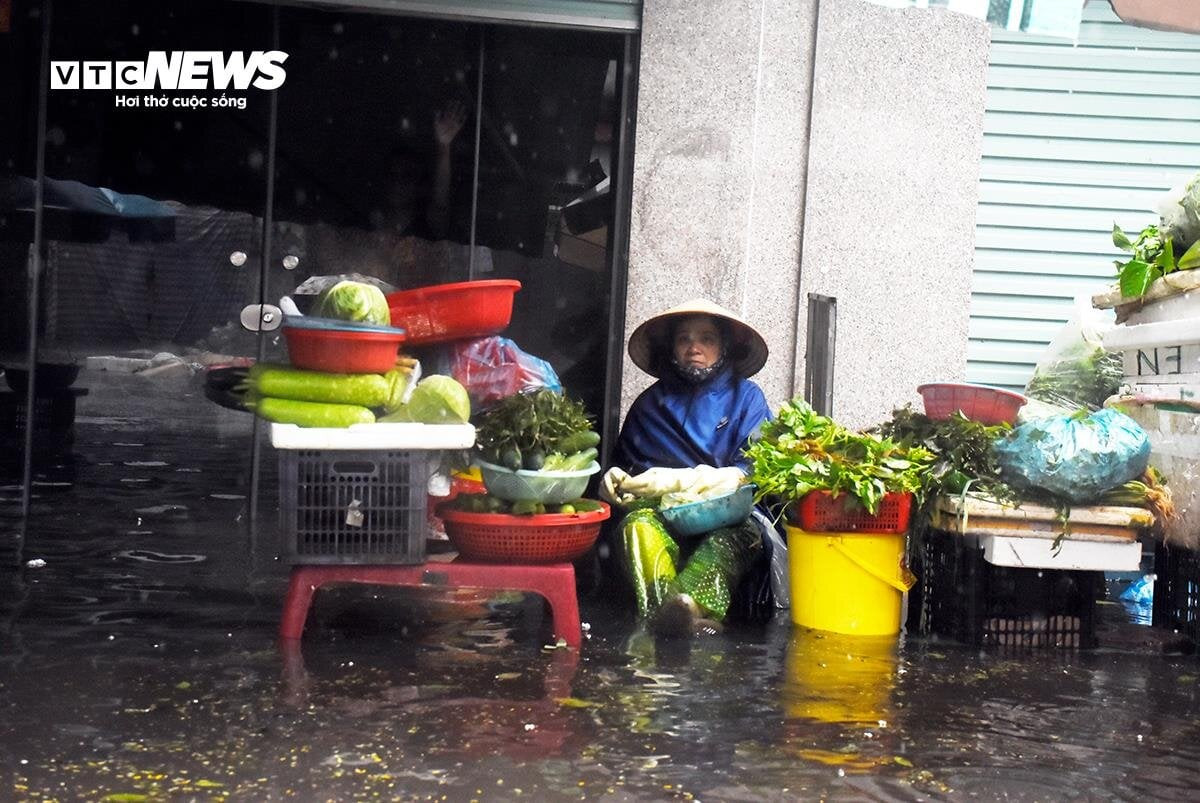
top-left (911, 528), bottom-right (1100, 649)
top-left (1152, 542), bottom-right (1200, 643)
top-left (278, 449), bottom-right (431, 565)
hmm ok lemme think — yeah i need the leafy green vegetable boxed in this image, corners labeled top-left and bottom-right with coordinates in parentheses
top-left (1112, 222), bottom-right (1200, 300)
top-left (745, 400), bottom-right (933, 516)
top-left (474, 389), bottom-right (595, 459)
top-left (873, 406), bottom-right (1016, 505)
top-left (315, 280), bottom-right (391, 325)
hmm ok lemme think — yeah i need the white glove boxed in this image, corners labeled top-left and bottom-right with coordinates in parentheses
top-left (601, 464), bottom-right (747, 505)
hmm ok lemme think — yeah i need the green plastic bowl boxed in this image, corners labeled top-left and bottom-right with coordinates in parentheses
top-left (475, 459), bottom-right (600, 504)
top-left (659, 484), bottom-right (755, 537)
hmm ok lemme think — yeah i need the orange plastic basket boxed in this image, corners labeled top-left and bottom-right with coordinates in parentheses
top-left (436, 502), bottom-right (611, 563)
top-left (789, 491), bottom-right (913, 534)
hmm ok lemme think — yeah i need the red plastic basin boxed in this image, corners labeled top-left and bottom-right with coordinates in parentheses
top-left (916, 382), bottom-right (1027, 425)
top-left (386, 280), bottom-right (521, 346)
top-left (283, 326), bottom-right (406, 374)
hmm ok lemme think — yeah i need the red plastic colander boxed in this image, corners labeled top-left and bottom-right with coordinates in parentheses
top-left (916, 382), bottom-right (1027, 425)
top-left (436, 501), bottom-right (610, 563)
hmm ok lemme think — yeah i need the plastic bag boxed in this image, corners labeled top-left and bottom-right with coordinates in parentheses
top-left (994, 408), bottom-right (1151, 503)
top-left (621, 509), bottom-right (679, 619)
top-left (1022, 296), bottom-right (1122, 414)
top-left (450, 336), bottom-right (562, 410)
top-left (674, 523), bottom-right (762, 620)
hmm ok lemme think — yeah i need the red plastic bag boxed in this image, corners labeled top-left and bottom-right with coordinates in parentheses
top-left (450, 336), bottom-right (562, 409)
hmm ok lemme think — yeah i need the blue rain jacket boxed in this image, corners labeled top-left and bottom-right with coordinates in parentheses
top-left (613, 366), bottom-right (771, 474)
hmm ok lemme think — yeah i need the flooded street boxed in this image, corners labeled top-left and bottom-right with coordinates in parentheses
top-left (2, 370), bottom-right (1199, 801)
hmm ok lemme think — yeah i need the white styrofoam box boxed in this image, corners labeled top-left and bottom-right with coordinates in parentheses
top-left (1123, 277), bottom-right (1200, 327)
top-left (270, 422), bottom-right (475, 450)
top-left (1114, 400), bottom-right (1200, 550)
top-left (1101, 315), bottom-right (1200, 383)
top-left (982, 535), bottom-right (1142, 571)
top-left (1120, 378), bottom-right (1200, 402)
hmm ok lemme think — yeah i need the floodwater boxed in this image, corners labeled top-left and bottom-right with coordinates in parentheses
top-left (2, 369), bottom-right (1200, 801)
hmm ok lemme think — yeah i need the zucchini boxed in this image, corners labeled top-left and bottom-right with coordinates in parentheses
top-left (245, 396), bottom-right (375, 427)
top-left (557, 429), bottom-right (600, 454)
top-left (243, 364), bottom-right (409, 411)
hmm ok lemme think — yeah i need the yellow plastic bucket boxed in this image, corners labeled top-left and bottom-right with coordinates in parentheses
top-left (786, 524), bottom-right (914, 636)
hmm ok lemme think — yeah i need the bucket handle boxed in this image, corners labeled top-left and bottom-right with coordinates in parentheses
top-left (829, 540), bottom-right (916, 594)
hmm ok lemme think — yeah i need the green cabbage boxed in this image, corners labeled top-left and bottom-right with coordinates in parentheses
top-left (315, 280), bottom-right (391, 326)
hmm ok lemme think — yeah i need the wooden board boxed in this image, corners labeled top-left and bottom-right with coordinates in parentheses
top-left (932, 495), bottom-right (1151, 543)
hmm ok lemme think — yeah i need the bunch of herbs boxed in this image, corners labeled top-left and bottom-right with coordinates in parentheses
top-left (474, 389), bottom-right (592, 459)
top-left (745, 399), bottom-right (933, 517)
top-left (873, 405), bottom-right (1016, 505)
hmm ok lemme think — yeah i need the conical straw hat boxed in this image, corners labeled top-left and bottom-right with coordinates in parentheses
top-left (627, 298), bottom-right (769, 379)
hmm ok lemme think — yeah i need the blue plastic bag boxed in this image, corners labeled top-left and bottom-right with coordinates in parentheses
top-left (993, 408), bottom-right (1150, 502)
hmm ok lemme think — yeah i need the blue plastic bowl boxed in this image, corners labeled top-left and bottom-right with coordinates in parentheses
top-left (659, 484), bottom-right (755, 537)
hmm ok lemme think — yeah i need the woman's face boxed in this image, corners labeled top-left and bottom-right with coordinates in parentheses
top-left (672, 315), bottom-right (723, 372)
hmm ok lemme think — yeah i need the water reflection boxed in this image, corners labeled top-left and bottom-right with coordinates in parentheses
top-left (783, 629), bottom-right (899, 727)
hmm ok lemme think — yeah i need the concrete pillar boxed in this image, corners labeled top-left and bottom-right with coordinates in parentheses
top-left (626, 0), bottom-right (990, 430)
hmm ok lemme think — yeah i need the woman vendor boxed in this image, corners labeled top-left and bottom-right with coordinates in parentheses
top-left (601, 298), bottom-right (774, 636)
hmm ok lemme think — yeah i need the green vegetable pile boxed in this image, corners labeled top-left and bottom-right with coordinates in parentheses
top-left (745, 400), bottom-right (934, 516)
top-left (1024, 346), bottom-right (1123, 410)
top-left (872, 405), bottom-right (1015, 505)
top-left (449, 492), bottom-right (603, 516)
top-left (474, 389), bottom-right (599, 472)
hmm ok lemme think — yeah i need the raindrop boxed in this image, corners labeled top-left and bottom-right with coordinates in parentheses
top-left (454, 69), bottom-right (465, 82)
top-left (329, 48), bottom-right (339, 61)
top-left (174, 120), bottom-right (183, 131)
top-left (499, 62), bottom-right (508, 72)
top-left (230, 251), bottom-right (247, 267)
top-left (131, 24), bottom-right (140, 36)
top-left (332, 22), bottom-right (344, 34)
top-left (247, 149), bottom-right (265, 171)
top-left (400, 117), bottom-right (411, 131)
top-left (381, 53), bottom-right (390, 63)
top-left (294, 188), bottom-right (308, 207)
top-left (282, 255), bottom-right (299, 270)
top-left (509, 132), bottom-right (518, 147)
top-left (46, 126), bottom-right (66, 147)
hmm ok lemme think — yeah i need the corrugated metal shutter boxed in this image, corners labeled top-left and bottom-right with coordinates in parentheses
top-left (277, 0), bottom-right (640, 31)
top-left (967, 0), bottom-right (1200, 390)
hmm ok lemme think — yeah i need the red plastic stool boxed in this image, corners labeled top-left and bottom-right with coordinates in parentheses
top-left (279, 561), bottom-right (582, 648)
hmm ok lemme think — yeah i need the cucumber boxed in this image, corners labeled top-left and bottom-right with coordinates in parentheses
top-left (560, 447), bottom-right (598, 471)
top-left (500, 447), bottom-right (523, 472)
top-left (244, 364), bottom-right (408, 411)
top-left (556, 429), bottom-right (600, 454)
top-left (523, 450), bottom-right (547, 471)
top-left (245, 396), bottom-right (375, 427)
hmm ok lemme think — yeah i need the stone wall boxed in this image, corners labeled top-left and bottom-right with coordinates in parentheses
top-left (626, 0), bottom-right (990, 429)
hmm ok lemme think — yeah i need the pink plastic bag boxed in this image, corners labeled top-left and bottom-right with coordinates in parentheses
top-left (450, 336), bottom-right (562, 409)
